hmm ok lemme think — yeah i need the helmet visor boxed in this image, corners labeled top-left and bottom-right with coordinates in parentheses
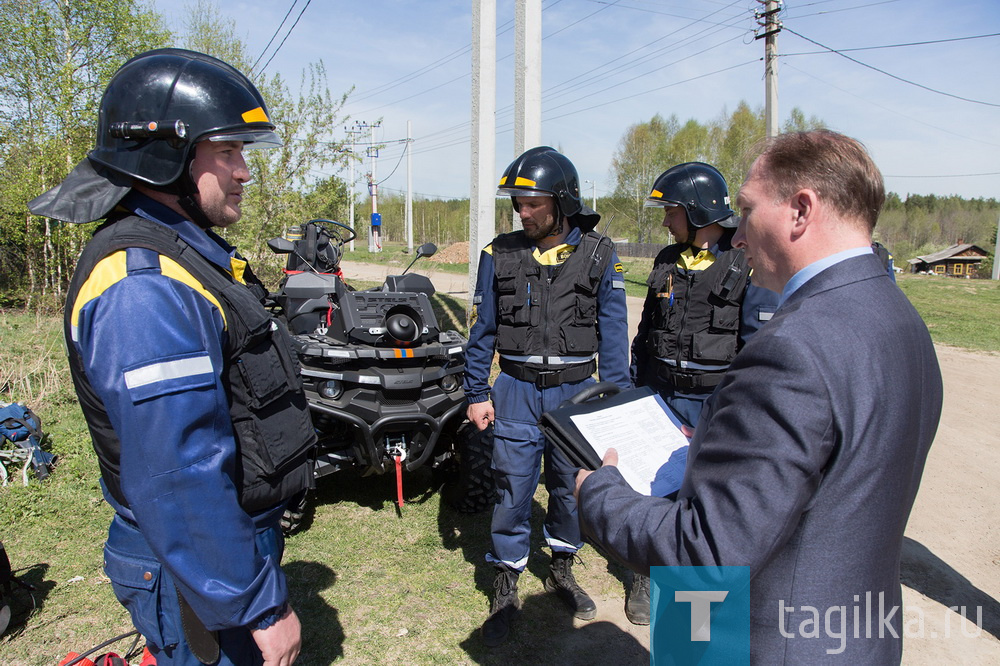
top-left (205, 129), bottom-right (282, 150)
top-left (496, 187), bottom-right (552, 198)
top-left (644, 195), bottom-right (681, 209)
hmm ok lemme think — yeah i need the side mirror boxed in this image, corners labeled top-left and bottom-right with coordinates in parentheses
top-left (268, 237), bottom-right (295, 254)
top-left (416, 242), bottom-right (437, 259)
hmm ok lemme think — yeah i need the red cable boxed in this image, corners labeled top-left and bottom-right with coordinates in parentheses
top-left (394, 455), bottom-right (404, 508)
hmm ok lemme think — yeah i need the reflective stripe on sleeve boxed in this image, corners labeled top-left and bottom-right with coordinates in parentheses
top-left (124, 355), bottom-right (214, 390)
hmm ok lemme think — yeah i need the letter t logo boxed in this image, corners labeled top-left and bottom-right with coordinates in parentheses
top-left (675, 590), bottom-right (729, 641)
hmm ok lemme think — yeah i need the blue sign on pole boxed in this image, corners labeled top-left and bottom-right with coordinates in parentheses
top-left (371, 212), bottom-right (382, 227)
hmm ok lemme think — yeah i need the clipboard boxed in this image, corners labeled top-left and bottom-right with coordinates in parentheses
top-left (539, 381), bottom-right (689, 496)
top-left (539, 382), bottom-right (652, 470)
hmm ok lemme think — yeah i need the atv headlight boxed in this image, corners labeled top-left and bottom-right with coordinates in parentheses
top-left (439, 374), bottom-right (459, 393)
top-left (319, 379), bottom-right (344, 400)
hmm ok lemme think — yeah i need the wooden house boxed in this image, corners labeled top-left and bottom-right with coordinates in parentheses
top-left (908, 243), bottom-right (989, 277)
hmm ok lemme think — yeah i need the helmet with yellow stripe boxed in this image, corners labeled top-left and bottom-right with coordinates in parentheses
top-left (89, 48), bottom-right (280, 187)
top-left (497, 146), bottom-right (600, 231)
top-left (644, 162), bottom-right (736, 229)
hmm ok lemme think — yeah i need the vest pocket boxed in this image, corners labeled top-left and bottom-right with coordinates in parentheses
top-left (562, 323), bottom-right (598, 353)
top-left (233, 415), bottom-right (314, 512)
top-left (709, 303), bottom-right (739, 332)
top-left (498, 294), bottom-right (531, 325)
top-left (236, 341), bottom-right (288, 409)
top-left (573, 294), bottom-right (597, 325)
top-left (692, 331), bottom-right (738, 362)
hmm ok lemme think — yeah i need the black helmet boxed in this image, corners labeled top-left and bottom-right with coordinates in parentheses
top-left (29, 48), bottom-right (279, 224)
top-left (497, 146), bottom-right (600, 231)
top-left (644, 162), bottom-right (735, 229)
top-left (90, 48), bottom-right (280, 186)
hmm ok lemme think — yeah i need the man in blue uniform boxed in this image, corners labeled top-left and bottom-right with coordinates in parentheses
top-left (625, 162), bottom-right (778, 625)
top-left (464, 146), bottom-right (630, 647)
top-left (29, 49), bottom-right (315, 665)
top-left (631, 162), bottom-right (778, 429)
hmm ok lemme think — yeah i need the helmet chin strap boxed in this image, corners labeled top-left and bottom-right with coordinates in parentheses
top-left (547, 199), bottom-right (564, 237)
top-left (171, 149), bottom-right (215, 229)
top-left (178, 194), bottom-right (215, 229)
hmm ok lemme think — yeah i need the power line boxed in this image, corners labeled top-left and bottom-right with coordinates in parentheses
top-left (257, 0), bottom-right (313, 75)
top-left (783, 0), bottom-right (902, 20)
top-left (541, 2), bottom-right (746, 102)
top-left (347, 0), bottom-right (565, 105)
top-left (545, 35), bottom-right (748, 116)
top-left (547, 59), bottom-right (757, 120)
top-left (251, 0), bottom-right (298, 74)
top-left (781, 62), bottom-right (1000, 150)
top-left (783, 27), bottom-right (1000, 108)
top-left (781, 31), bottom-right (1000, 56)
top-left (376, 139), bottom-right (410, 185)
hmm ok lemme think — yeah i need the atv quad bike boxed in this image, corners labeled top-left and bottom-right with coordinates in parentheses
top-left (267, 219), bottom-right (494, 530)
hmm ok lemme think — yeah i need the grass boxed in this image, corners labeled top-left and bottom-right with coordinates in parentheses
top-left (895, 273), bottom-right (1000, 353)
top-left (0, 303), bottom-right (642, 665)
top-left (1, 270), bottom-right (996, 664)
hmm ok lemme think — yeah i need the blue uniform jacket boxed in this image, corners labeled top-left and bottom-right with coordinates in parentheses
top-left (69, 192), bottom-right (288, 631)
top-left (464, 226), bottom-right (631, 401)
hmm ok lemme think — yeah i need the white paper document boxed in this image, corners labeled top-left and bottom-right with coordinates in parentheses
top-left (569, 394), bottom-right (689, 497)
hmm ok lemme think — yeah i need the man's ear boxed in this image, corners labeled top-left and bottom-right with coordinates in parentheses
top-left (789, 188), bottom-right (818, 239)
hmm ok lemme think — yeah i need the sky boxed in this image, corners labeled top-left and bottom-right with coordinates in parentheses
top-left (152, 0), bottom-right (1000, 204)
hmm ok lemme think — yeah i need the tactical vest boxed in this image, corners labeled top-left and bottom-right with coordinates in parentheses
top-left (645, 239), bottom-right (749, 371)
top-left (872, 242), bottom-right (892, 271)
top-left (492, 230), bottom-right (613, 358)
top-left (65, 215), bottom-right (316, 514)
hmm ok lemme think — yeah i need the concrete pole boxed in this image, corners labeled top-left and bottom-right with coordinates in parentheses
top-left (368, 123), bottom-right (380, 253)
top-left (584, 179), bottom-right (597, 212)
top-left (348, 133), bottom-right (355, 252)
top-left (758, 0), bottom-right (781, 138)
top-left (470, 0), bottom-right (497, 301)
top-left (514, 0), bottom-right (542, 153)
top-left (513, 0), bottom-right (542, 231)
top-left (992, 215), bottom-right (1000, 280)
top-left (406, 120), bottom-right (413, 253)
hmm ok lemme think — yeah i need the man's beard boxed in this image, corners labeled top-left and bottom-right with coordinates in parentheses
top-left (199, 198), bottom-right (241, 228)
top-left (525, 215), bottom-right (560, 241)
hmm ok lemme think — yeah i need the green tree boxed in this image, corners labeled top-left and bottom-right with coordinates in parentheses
top-left (179, 2), bottom-right (354, 258)
top-left (709, 101), bottom-right (764, 192)
top-left (0, 0), bottom-right (170, 302)
top-left (610, 114), bottom-right (675, 243)
top-left (607, 103), bottom-right (825, 246)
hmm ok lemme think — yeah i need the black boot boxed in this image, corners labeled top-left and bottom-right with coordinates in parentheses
top-left (625, 572), bottom-right (650, 625)
top-left (544, 552), bottom-right (597, 620)
top-left (482, 567), bottom-right (520, 647)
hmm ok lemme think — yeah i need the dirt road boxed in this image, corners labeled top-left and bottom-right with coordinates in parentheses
top-left (340, 260), bottom-right (1000, 662)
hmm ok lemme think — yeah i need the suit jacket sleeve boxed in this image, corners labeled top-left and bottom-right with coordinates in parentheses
top-left (579, 329), bottom-right (835, 575)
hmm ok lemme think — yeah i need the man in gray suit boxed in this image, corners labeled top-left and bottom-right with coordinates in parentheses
top-left (576, 130), bottom-right (943, 662)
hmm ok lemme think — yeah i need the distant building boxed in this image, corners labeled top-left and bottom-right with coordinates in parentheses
top-left (908, 243), bottom-right (989, 277)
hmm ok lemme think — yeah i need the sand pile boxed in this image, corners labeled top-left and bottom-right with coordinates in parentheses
top-left (429, 241), bottom-right (469, 263)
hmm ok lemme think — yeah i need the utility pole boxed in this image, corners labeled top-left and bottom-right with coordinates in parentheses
top-left (406, 120), bottom-right (413, 253)
top-left (755, 0), bottom-right (782, 138)
top-left (355, 120), bottom-right (382, 252)
top-left (993, 215), bottom-right (1000, 280)
top-left (583, 179), bottom-right (597, 213)
top-left (513, 0), bottom-right (542, 231)
top-left (470, 0), bottom-right (497, 303)
top-left (345, 125), bottom-right (364, 252)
